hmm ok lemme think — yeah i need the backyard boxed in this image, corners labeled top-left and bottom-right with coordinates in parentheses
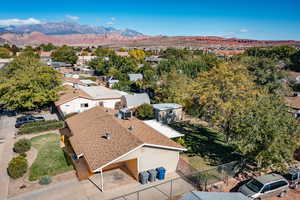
top-left (29, 133), bottom-right (73, 181)
top-left (170, 121), bottom-right (240, 171)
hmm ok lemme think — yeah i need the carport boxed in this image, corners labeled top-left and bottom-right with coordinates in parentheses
top-left (90, 158), bottom-right (138, 191)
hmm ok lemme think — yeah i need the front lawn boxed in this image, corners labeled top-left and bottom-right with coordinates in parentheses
top-left (29, 133), bottom-right (73, 181)
top-left (170, 122), bottom-right (240, 170)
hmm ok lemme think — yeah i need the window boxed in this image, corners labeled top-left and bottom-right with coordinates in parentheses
top-left (246, 179), bottom-right (264, 193)
top-left (80, 103), bottom-right (89, 108)
top-left (261, 185), bottom-right (270, 193)
top-left (270, 181), bottom-right (288, 190)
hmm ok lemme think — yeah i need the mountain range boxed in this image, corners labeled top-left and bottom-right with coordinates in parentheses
top-left (1, 21), bottom-right (300, 47)
top-left (0, 21), bottom-right (142, 37)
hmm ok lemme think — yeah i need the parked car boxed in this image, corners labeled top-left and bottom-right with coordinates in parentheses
top-left (283, 166), bottom-right (300, 189)
top-left (15, 115), bottom-right (45, 128)
top-left (238, 173), bottom-right (289, 199)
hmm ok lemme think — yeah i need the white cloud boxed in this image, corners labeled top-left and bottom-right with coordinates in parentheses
top-left (239, 29), bottom-right (249, 33)
top-left (106, 17), bottom-right (116, 25)
top-left (106, 21), bottom-right (114, 25)
top-left (66, 15), bottom-right (79, 21)
top-left (0, 18), bottom-right (41, 26)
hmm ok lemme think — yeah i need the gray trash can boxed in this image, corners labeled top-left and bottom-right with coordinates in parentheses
top-left (139, 171), bottom-right (149, 184)
top-left (147, 169), bottom-right (158, 182)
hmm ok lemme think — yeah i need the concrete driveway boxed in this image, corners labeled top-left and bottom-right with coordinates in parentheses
top-left (0, 114), bottom-right (18, 200)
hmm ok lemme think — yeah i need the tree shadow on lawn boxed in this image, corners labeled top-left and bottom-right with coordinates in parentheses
top-left (170, 121), bottom-right (240, 166)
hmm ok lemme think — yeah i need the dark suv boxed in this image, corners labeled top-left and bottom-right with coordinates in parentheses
top-left (15, 115), bottom-right (45, 128)
top-left (284, 167), bottom-right (300, 189)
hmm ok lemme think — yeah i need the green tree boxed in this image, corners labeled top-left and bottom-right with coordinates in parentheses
top-left (135, 104), bottom-right (154, 120)
top-left (0, 47), bottom-right (11, 58)
top-left (39, 43), bottom-right (56, 52)
top-left (191, 63), bottom-right (259, 141)
top-left (51, 45), bottom-right (78, 64)
top-left (238, 56), bottom-right (285, 92)
top-left (230, 95), bottom-right (299, 171)
top-left (155, 70), bottom-right (192, 108)
top-left (290, 50), bottom-right (300, 72)
top-left (0, 56), bottom-right (62, 110)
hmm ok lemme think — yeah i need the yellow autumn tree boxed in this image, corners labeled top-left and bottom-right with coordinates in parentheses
top-left (191, 63), bottom-right (260, 141)
top-left (128, 49), bottom-right (146, 62)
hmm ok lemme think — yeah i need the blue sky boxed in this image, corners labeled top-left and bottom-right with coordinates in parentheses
top-left (0, 0), bottom-right (299, 40)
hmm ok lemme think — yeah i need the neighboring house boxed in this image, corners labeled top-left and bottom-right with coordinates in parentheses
top-left (78, 85), bottom-right (123, 108)
top-left (145, 56), bottom-right (163, 63)
top-left (128, 73), bottom-right (143, 82)
top-left (63, 77), bottom-right (87, 87)
top-left (115, 51), bottom-right (129, 57)
top-left (64, 106), bottom-right (186, 190)
top-left (48, 61), bottom-right (72, 68)
top-left (73, 65), bottom-right (95, 75)
top-left (153, 103), bottom-right (183, 123)
top-left (77, 56), bottom-right (97, 65)
top-left (180, 191), bottom-right (249, 200)
top-left (285, 96), bottom-right (300, 117)
top-left (39, 51), bottom-right (52, 63)
top-left (0, 58), bottom-right (13, 70)
top-left (55, 85), bottom-right (123, 116)
top-left (121, 93), bottom-right (150, 109)
top-left (107, 79), bottom-right (119, 88)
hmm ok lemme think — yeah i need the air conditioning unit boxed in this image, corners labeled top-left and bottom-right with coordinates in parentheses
top-left (119, 108), bottom-right (132, 120)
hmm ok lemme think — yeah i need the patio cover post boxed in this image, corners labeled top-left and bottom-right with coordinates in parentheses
top-left (100, 168), bottom-right (104, 191)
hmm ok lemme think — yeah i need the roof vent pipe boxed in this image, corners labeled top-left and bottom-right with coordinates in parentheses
top-left (105, 133), bottom-right (111, 139)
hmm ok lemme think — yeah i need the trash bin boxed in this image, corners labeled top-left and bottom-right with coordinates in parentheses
top-left (147, 169), bottom-right (157, 182)
top-left (139, 171), bottom-right (149, 184)
top-left (156, 167), bottom-right (166, 180)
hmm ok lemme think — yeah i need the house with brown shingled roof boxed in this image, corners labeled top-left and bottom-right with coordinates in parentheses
top-left (64, 106), bottom-right (186, 190)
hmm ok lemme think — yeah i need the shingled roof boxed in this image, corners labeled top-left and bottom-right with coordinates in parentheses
top-left (66, 106), bottom-right (185, 171)
top-left (54, 85), bottom-right (91, 106)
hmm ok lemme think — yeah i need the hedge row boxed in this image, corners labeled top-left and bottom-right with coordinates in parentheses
top-left (21, 120), bottom-right (58, 128)
top-left (19, 120), bottom-right (65, 134)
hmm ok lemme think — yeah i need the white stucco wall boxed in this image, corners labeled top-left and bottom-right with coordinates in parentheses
top-left (113, 146), bottom-right (180, 174)
top-left (59, 98), bottom-right (121, 115)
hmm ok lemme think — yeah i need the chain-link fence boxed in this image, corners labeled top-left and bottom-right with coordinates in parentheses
top-left (177, 158), bottom-right (240, 191)
top-left (110, 176), bottom-right (195, 200)
top-left (109, 159), bottom-right (240, 200)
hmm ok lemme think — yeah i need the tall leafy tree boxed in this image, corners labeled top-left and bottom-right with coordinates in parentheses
top-left (191, 63), bottom-right (260, 141)
top-left (128, 49), bottom-right (146, 62)
top-left (230, 95), bottom-right (299, 171)
top-left (238, 56), bottom-right (285, 92)
top-left (0, 47), bottom-right (11, 58)
top-left (155, 70), bottom-right (193, 107)
top-left (0, 56), bottom-right (62, 110)
top-left (51, 45), bottom-right (78, 64)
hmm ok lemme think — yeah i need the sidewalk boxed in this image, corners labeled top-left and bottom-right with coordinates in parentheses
top-left (0, 115), bottom-right (17, 200)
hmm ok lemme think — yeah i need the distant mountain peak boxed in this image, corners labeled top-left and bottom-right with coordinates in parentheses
top-left (0, 21), bottom-right (143, 37)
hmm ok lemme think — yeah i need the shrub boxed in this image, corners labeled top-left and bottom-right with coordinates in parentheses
top-left (176, 137), bottom-right (186, 147)
top-left (135, 104), bottom-right (154, 120)
top-left (19, 120), bottom-right (65, 134)
top-left (14, 139), bottom-right (31, 153)
top-left (7, 155), bottom-right (28, 179)
top-left (39, 175), bottom-right (52, 185)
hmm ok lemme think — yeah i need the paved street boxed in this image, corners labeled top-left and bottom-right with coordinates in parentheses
top-left (0, 115), bottom-right (17, 200)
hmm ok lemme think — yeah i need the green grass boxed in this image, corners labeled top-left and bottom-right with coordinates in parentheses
top-left (170, 122), bottom-right (240, 170)
top-left (29, 133), bottom-right (73, 181)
